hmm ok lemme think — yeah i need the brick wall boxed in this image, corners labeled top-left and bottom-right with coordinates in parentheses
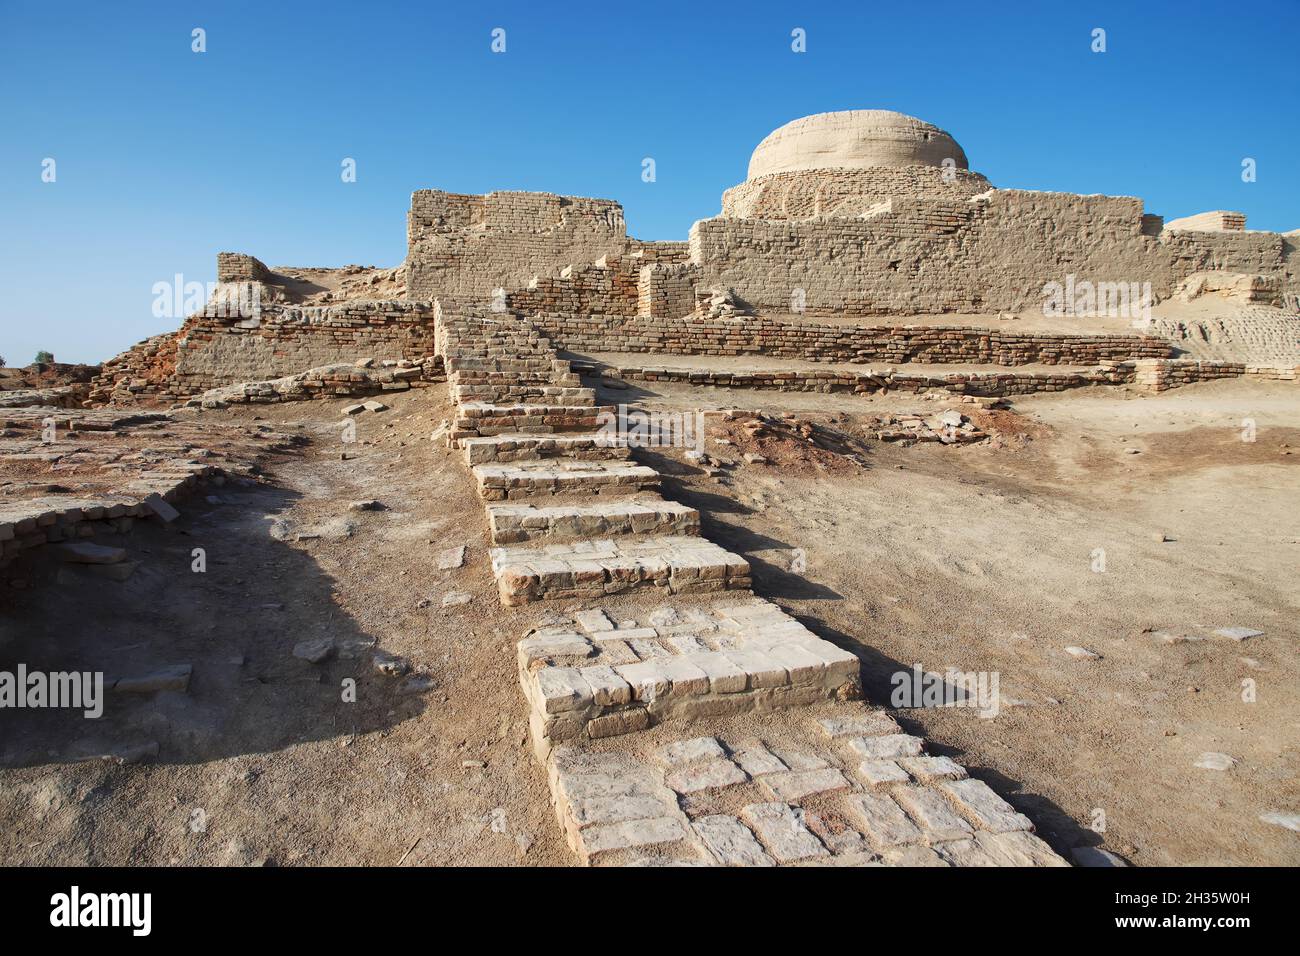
top-left (1164, 210), bottom-right (1247, 232)
top-left (689, 190), bottom-right (1297, 316)
top-left (406, 189), bottom-right (631, 300)
top-left (526, 311), bottom-right (1174, 365)
top-left (1132, 358), bottom-right (1299, 392)
top-left (721, 165), bottom-right (993, 218)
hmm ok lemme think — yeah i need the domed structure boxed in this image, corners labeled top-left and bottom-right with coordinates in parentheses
top-left (720, 110), bottom-right (987, 220)
top-left (746, 110), bottom-right (968, 180)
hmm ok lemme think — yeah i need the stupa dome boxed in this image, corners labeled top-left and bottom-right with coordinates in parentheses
top-left (746, 110), bottom-right (968, 180)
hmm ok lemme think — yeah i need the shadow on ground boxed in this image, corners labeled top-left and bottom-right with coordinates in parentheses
top-left (791, 613), bottom-right (1100, 858)
top-left (0, 483), bottom-right (422, 769)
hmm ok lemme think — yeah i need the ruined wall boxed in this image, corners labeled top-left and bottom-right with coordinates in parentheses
top-left (504, 260), bottom-right (640, 317)
top-left (1133, 358), bottom-right (1298, 392)
top-left (169, 301), bottom-right (438, 396)
top-left (721, 166), bottom-right (992, 219)
top-left (216, 252), bottom-right (274, 283)
top-left (526, 311), bottom-right (1174, 365)
top-left (637, 263), bottom-right (698, 319)
top-left (689, 190), bottom-right (1297, 317)
top-left (571, 356), bottom-right (1139, 397)
top-left (1164, 210), bottom-right (1246, 232)
top-left (406, 190), bottom-right (632, 301)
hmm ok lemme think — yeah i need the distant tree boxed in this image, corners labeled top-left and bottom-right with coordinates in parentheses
top-left (0, 355), bottom-right (6, 368)
top-left (34, 350), bottom-right (54, 364)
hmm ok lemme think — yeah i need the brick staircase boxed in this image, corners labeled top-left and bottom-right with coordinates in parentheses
top-left (433, 303), bottom-right (1068, 868)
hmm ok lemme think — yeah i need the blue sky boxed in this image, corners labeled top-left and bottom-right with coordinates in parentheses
top-left (2, 0), bottom-right (1297, 365)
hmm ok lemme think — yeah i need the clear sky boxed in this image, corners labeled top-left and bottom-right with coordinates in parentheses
top-left (1, 0), bottom-right (1296, 365)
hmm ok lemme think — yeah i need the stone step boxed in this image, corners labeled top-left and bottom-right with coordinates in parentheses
top-left (453, 402), bottom-right (616, 438)
top-left (461, 432), bottom-right (630, 466)
top-left (488, 497), bottom-right (699, 543)
top-left (518, 597), bottom-right (859, 756)
top-left (450, 372), bottom-right (582, 389)
top-left (539, 702), bottom-right (1067, 867)
top-left (451, 384), bottom-right (596, 407)
top-left (445, 357), bottom-right (569, 373)
top-left (490, 534), bottom-right (750, 606)
top-left (472, 461), bottom-right (658, 501)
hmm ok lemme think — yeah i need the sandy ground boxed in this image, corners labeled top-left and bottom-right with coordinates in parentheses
top-left (614, 376), bottom-right (1300, 866)
top-left (1, 376), bottom-right (1297, 866)
top-left (0, 389), bottom-right (572, 866)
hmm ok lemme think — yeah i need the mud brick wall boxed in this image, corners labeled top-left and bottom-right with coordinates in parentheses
top-left (501, 255), bottom-right (699, 320)
top-left (626, 241), bottom-right (691, 266)
top-left (638, 263), bottom-right (698, 318)
top-left (88, 332), bottom-right (181, 404)
top-left (721, 166), bottom-right (993, 218)
top-left (216, 252), bottom-right (273, 283)
top-left (573, 358), bottom-right (1138, 398)
top-left (406, 190), bottom-right (633, 300)
top-left (409, 188), bottom-right (1297, 328)
top-left (172, 301), bottom-right (438, 394)
top-left (527, 311), bottom-right (1174, 366)
top-left (1164, 210), bottom-right (1246, 232)
top-left (689, 190), bottom-right (1299, 316)
top-left (1157, 228), bottom-right (1289, 282)
top-left (505, 261), bottom-right (640, 317)
top-left (1132, 358), bottom-right (1299, 392)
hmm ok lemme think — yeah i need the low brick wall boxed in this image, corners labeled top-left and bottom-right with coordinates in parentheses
top-left (1132, 359), bottom-right (1299, 392)
top-left (528, 311), bottom-right (1173, 366)
top-left (575, 359), bottom-right (1137, 397)
top-left (174, 300), bottom-right (439, 393)
top-left (191, 358), bottom-right (443, 408)
top-left (0, 480), bottom-right (221, 568)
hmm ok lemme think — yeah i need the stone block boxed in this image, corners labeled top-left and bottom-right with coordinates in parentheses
top-left (843, 792), bottom-right (924, 848)
top-left (761, 767), bottom-right (852, 803)
top-left (693, 815), bottom-right (775, 867)
top-left (741, 802), bottom-right (828, 863)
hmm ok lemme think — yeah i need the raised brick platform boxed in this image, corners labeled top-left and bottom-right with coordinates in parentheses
top-left (450, 383), bottom-right (597, 407)
top-left (544, 705), bottom-right (1068, 867)
top-left (490, 535), bottom-right (751, 605)
top-left (518, 597), bottom-right (859, 751)
top-left (453, 401), bottom-right (616, 438)
top-left (472, 461), bottom-right (659, 501)
top-left (488, 498), bottom-right (699, 544)
top-left (460, 432), bottom-right (629, 466)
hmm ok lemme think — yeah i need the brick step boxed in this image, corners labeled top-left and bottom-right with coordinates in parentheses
top-left (443, 343), bottom-right (558, 356)
top-left (452, 402), bottom-right (616, 438)
top-left (451, 384), bottom-right (596, 407)
top-left (540, 703), bottom-right (1066, 867)
top-left (518, 597), bottom-right (859, 757)
top-left (446, 357), bottom-right (568, 371)
top-left (488, 497), bottom-right (699, 543)
top-left (490, 534), bottom-right (751, 606)
top-left (461, 432), bottom-right (630, 465)
top-left (447, 355), bottom-right (565, 371)
top-left (449, 371), bottom-right (581, 388)
top-left (472, 460), bottom-right (658, 501)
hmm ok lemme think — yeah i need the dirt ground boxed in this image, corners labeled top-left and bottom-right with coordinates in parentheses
top-left (0, 389), bottom-right (572, 866)
top-left (617, 376), bottom-right (1300, 866)
top-left (1, 376), bottom-right (1297, 866)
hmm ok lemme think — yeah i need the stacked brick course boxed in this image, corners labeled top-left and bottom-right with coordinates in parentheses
top-left (1132, 358), bottom-right (1299, 392)
top-left (531, 313), bottom-right (1173, 365)
top-left (572, 358), bottom-right (1138, 397)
